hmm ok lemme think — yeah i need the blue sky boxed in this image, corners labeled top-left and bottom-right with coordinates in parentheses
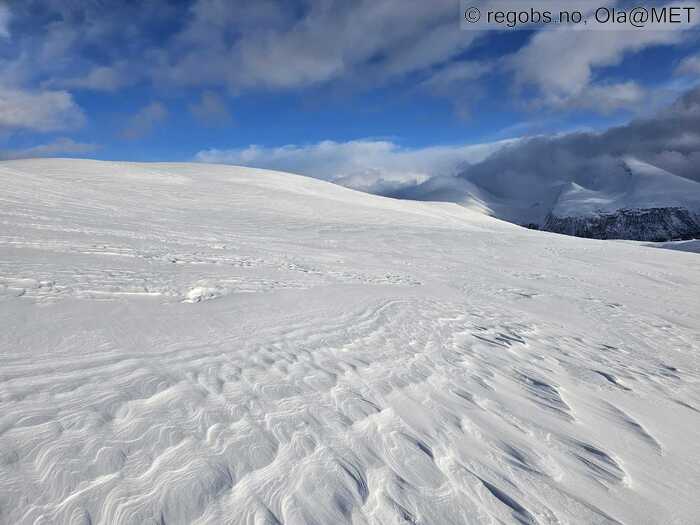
top-left (1, 0), bottom-right (700, 183)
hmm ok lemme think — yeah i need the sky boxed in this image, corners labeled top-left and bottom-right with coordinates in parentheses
top-left (1, 0), bottom-right (700, 192)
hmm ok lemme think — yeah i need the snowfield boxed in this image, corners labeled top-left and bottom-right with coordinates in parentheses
top-left (1, 159), bottom-right (699, 525)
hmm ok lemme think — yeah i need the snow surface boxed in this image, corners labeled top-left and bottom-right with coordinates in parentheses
top-left (404, 157), bottom-right (700, 227)
top-left (651, 239), bottom-right (700, 254)
top-left (551, 158), bottom-right (700, 219)
top-left (1, 158), bottom-right (700, 525)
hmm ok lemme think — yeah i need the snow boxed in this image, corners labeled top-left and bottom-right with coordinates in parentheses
top-left (551, 158), bottom-right (700, 219)
top-left (1, 158), bottom-right (699, 525)
top-left (410, 157), bottom-right (700, 229)
top-left (650, 239), bottom-right (700, 254)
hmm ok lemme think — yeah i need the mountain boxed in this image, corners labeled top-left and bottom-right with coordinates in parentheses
top-left (542, 206), bottom-right (700, 241)
top-left (540, 159), bottom-right (700, 240)
top-left (393, 157), bottom-right (700, 241)
top-left (1, 159), bottom-right (700, 525)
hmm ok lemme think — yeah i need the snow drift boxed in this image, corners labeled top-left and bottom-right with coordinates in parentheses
top-left (1, 159), bottom-right (699, 524)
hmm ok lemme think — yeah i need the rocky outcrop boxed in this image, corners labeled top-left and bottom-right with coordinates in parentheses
top-left (542, 207), bottom-right (700, 241)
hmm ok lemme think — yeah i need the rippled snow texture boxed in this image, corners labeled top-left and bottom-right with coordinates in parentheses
top-left (1, 159), bottom-right (699, 525)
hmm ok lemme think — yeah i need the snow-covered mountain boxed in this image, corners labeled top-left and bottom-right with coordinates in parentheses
top-left (385, 86), bottom-right (700, 241)
top-left (1, 159), bottom-right (700, 525)
top-left (393, 157), bottom-right (700, 241)
top-left (540, 159), bottom-right (700, 240)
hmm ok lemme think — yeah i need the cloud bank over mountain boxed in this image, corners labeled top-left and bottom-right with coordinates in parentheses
top-left (198, 85), bottom-right (700, 193)
top-left (197, 85), bottom-right (700, 239)
top-left (196, 139), bottom-right (513, 194)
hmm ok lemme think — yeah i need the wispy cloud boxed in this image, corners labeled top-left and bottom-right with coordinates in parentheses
top-left (0, 137), bottom-right (99, 160)
top-left (189, 92), bottom-right (231, 126)
top-left (3, 1), bottom-right (477, 94)
top-left (676, 53), bottom-right (700, 76)
top-left (120, 102), bottom-right (168, 140)
top-left (55, 63), bottom-right (136, 92)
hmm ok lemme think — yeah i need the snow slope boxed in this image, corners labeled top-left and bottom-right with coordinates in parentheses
top-left (550, 158), bottom-right (700, 219)
top-left (650, 239), bottom-right (700, 254)
top-left (1, 159), bottom-right (699, 525)
top-left (396, 157), bottom-right (700, 239)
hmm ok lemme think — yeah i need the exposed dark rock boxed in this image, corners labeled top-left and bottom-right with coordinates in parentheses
top-left (542, 207), bottom-right (700, 242)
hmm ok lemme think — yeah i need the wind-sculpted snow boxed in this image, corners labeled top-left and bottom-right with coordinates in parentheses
top-left (1, 159), bottom-right (699, 524)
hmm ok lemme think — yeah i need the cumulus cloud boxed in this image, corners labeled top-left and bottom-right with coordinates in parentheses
top-left (120, 102), bottom-right (168, 140)
top-left (0, 86), bottom-right (85, 132)
top-left (1, 0), bottom-right (698, 127)
top-left (0, 137), bottom-right (99, 160)
top-left (187, 0), bottom-right (476, 90)
top-left (2, 0), bottom-right (699, 139)
top-left (189, 91), bottom-right (231, 126)
top-left (509, 4), bottom-right (698, 111)
top-left (5, 0), bottom-right (477, 94)
top-left (195, 139), bottom-right (513, 194)
top-left (0, 0), bottom-right (181, 91)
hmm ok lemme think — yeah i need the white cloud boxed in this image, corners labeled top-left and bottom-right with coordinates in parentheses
top-left (2, 0), bottom-right (698, 129)
top-left (421, 62), bottom-right (490, 94)
top-left (120, 102), bottom-right (168, 140)
top-left (676, 54), bottom-right (700, 75)
top-left (570, 81), bottom-right (647, 113)
top-left (509, 6), bottom-right (697, 111)
top-left (418, 61), bottom-right (491, 119)
top-left (189, 91), bottom-right (231, 126)
top-left (4, 1), bottom-right (477, 94)
top-left (0, 137), bottom-right (98, 160)
top-left (159, 0), bottom-right (477, 90)
top-left (195, 139), bottom-right (512, 193)
top-left (57, 63), bottom-right (135, 92)
top-left (0, 86), bottom-right (85, 132)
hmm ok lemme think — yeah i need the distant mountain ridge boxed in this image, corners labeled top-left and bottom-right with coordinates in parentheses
top-left (539, 207), bottom-right (700, 241)
top-left (534, 159), bottom-right (700, 240)
top-left (390, 157), bottom-right (700, 241)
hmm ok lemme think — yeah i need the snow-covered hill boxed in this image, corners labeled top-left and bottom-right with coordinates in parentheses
top-left (1, 159), bottom-right (699, 524)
